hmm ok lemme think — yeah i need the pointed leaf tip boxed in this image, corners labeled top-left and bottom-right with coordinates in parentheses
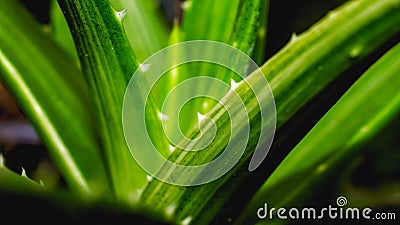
top-left (290, 32), bottom-right (298, 43)
top-left (168, 144), bottom-right (176, 153)
top-left (139, 63), bottom-right (151, 72)
top-left (230, 78), bottom-right (240, 90)
top-left (181, 216), bottom-right (192, 225)
top-left (158, 111), bottom-right (170, 121)
top-left (181, 1), bottom-right (192, 10)
top-left (0, 153), bottom-right (4, 167)
top-left (21, 167), bottom-right (27, 177)
top-left (116, 9), bottom-right (127, 21)
top-left (166, 203), bottom-right (177, 217)
top-left (197, 112), bottom-right (206, 122)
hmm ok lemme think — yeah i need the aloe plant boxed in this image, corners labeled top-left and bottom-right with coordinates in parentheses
top-left (0, 0), bottom-right (399, 224)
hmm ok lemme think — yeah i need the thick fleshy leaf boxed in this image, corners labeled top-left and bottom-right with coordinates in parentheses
top-left (0, 0), bottom-right (109, 194)
top-left (0, 165), bottom-right (170, 225)
top-left (50, 0), bottom-right (79, 62)
top-left (252, 1), bottom-right (270, 65)
top-left (198, 0), bottom-right (268, 112)
top-left (110, 0), bottom-right (169, 62)
top-left (0, 161), bottom-right (40, 190)
top-left (57, 0), bottom-right (170, 201)
top-left (176, 0), bottom-right (267, 136)
top-left (182, 0), bottom-right (240, 43)
top-left (139, 0), bottom-right (400, 224)
top-left (239, 41), bottom-right (400, 225)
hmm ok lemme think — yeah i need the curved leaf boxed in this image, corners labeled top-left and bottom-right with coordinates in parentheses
top-left (0, 0), bottom-right (109, 194)
top-left (139, 0), bottom-right (400, 224)
top-left (240, 41), bottom-right (400, 225)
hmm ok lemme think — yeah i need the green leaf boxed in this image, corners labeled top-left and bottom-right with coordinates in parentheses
top-left (50, 0), bottom-right (79, 62)
top-left (251, 0), bottom-right (270, 65)
top-left (239, 41), bottom-right (400, 225)
top-left (0, 164), bottom-right (171, 225)
top-left (0, 160), bottom-right (40, 190)
top-left (152, 21), bottom-right (186, 153)
top-left (0, 0), bottom-right (109, 194)
top-left (50, 0), bottom-right (169, 67)
top-left (264, 0), bottom-right (400, 125)
top-left (110, 0), bottom-right (169, 62)
top-left (169, 0), bottom-right (241, 134)
top-left (178, 0), bottom-right (267, 134)
top-left (230, 0), bottom-right (266, 55)
top-left (199, 0), bottom-right (268, 111)
top-left (139, 0), bottom-right (400, 224)
top-left (56, 0), bottom-right (169, 201)
top-left (182, 0), bottom-right (240, 43)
